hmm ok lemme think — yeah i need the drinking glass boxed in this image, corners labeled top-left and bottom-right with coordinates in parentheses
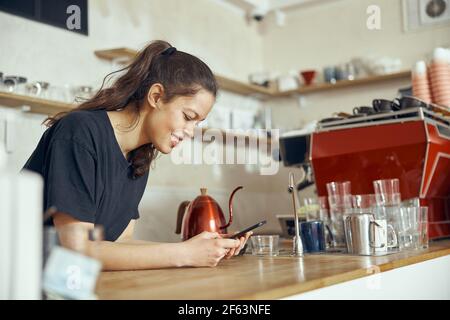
top-left (316, 196), bottom-right (333, 248)
top-left (48, 84), bottom-right (74, 103)
top-left (373, 179), bottom-right (402, 250)
top-left (352, 194), bottom-right (376, 213)
top-left (317, 196), bottom-right (331, 225)
top-left (326, 181), bottom-right (351, 197)
top-left (251, 235), bottom-right (279, 256)
top-left (301, 197), bottom-right (332, 248)
top-left (72, 85), bottom-right (94, 102)
top-left (398, 206), bottom-right (420, 250)
top-left (373, 179), bottom-right (401, 207)
top-left (326, 181), bottom-right (352, 248)
top-left (302, 197), bottom-right (320, 222)
top-left (327, 181), bottom-right (352, 209)
top-left (419, 207), bottom-right (429, 249)
top-left (373, 178), bottom-right (400, 195)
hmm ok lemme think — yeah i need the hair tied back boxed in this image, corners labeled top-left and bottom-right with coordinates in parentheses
top-left (161, 47), bottom-right (177, 56)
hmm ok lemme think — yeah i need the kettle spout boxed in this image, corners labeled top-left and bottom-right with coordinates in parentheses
top-left (220, 186), bottom-right (243, 230)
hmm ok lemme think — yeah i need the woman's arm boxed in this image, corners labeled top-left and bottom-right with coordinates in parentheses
top-left (52, 212), bottom-right (246, 271)
top-left (116, 220), bottom-right (252, 259)
top-left (115, 220), bottom-right (158, 245)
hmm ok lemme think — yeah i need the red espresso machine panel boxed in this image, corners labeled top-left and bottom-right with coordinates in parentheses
top-left (310, 108), bottom-right (450, 239)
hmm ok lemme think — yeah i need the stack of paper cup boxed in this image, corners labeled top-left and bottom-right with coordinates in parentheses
top-left (412, 60), bottom-right (432, 103)
top-left (429, 48), bottom-right (450, 107)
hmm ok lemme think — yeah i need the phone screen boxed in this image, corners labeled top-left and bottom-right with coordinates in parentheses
top-left (227, 220), bottom-right (267, 239)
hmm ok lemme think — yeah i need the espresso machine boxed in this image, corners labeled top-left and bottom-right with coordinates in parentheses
top-left (310, 107), bottom-right (450, 240)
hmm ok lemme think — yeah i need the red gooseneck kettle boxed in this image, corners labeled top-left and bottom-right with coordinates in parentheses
top-left (175, 186), bottom-right (243, 240)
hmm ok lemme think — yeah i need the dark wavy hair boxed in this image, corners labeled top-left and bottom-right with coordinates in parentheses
top-left (44, 40), bottom-right (218, 178)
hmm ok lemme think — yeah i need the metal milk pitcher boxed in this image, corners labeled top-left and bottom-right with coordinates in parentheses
top-left (344, 213), bottom-right (386, 255)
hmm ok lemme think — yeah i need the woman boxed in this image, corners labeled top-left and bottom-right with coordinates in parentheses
top-left (24, 40), bottom-right (251, 270)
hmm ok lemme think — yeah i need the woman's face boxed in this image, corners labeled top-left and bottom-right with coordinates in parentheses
top-left (145, 87), bottom-right (215, 154)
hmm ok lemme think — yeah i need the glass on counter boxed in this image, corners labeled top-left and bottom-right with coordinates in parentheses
top-left (396, 206), bottom-right (429, 251)
top-left (250, 235), bottom-right (279, 256)
top-left (326, 181), bottom-right (352, 248)
top-left (352, 194), bottom-right (376, 212)
top-left (419, 206), bottom-right (429, 249)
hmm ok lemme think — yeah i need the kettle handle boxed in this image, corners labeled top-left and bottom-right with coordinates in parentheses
top-left (176, 201), bottom-right (191, 234)
top-left (220, 186), bottom-right (243, 230)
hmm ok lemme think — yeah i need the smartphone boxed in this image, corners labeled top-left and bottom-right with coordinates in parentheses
top-left (227, 220), bottom-right (267, 239)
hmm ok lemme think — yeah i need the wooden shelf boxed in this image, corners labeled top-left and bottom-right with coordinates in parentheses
top-left (94, 47), bottom-right (138, 61)
top-left (0, 92), bottom-right (75, 115)
top-left (94, 48), bottom-right (411, 99)
top-left (274, 70), bottom-right (412, 96)
top-left (215, 75), bottom-right (274, 97)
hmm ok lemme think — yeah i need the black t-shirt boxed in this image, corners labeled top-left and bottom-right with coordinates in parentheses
top-left (23, 109), bottom-right (149, 241)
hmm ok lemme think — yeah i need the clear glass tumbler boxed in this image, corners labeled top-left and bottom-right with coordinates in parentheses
top-left (373, 179), bottom-right (401, 207)
top-left (326, 181), bottom-right (351, 198)
top-left (352, 194), bottom-right (376, 212)
top-left (302, 197), bottom-right (321, 222)
top-left (326, 181), bottom-right (352, 248)
top-left (251, 235), bottom-right (279, 256)
top-left (419, 206), bottom-right (429, 249)
top-left (398, 206), bottom-right (421, 250)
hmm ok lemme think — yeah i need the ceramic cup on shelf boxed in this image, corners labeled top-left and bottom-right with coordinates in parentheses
top-left (335, 64), bottom-right (348, 81)
top-left (354, 106), bottom-right (376, 115)
top-left (300, 70), bottom-right (317, 86)
top-left (25, 81), bottom-right (50, 98)
top-left (393, 96), bottom-right (429, 110)
top-left (372, 99), bottom-right (396, 112)
top-left (323, 66), bottom-right (337, 84)
top-left (1, 76), bottom-right (27, 93)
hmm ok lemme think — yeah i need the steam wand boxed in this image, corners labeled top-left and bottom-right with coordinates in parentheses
top-left (288, 172), bottom-right (303, 257)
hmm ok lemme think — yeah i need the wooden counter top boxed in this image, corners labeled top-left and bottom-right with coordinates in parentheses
top-left (96, 239), bottom-right (450, 300)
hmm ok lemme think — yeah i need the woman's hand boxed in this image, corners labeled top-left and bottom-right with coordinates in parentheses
top-left (222, 231), bottom-right (253, 259)
top-left (180, 231), bottom-right (241, 267)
